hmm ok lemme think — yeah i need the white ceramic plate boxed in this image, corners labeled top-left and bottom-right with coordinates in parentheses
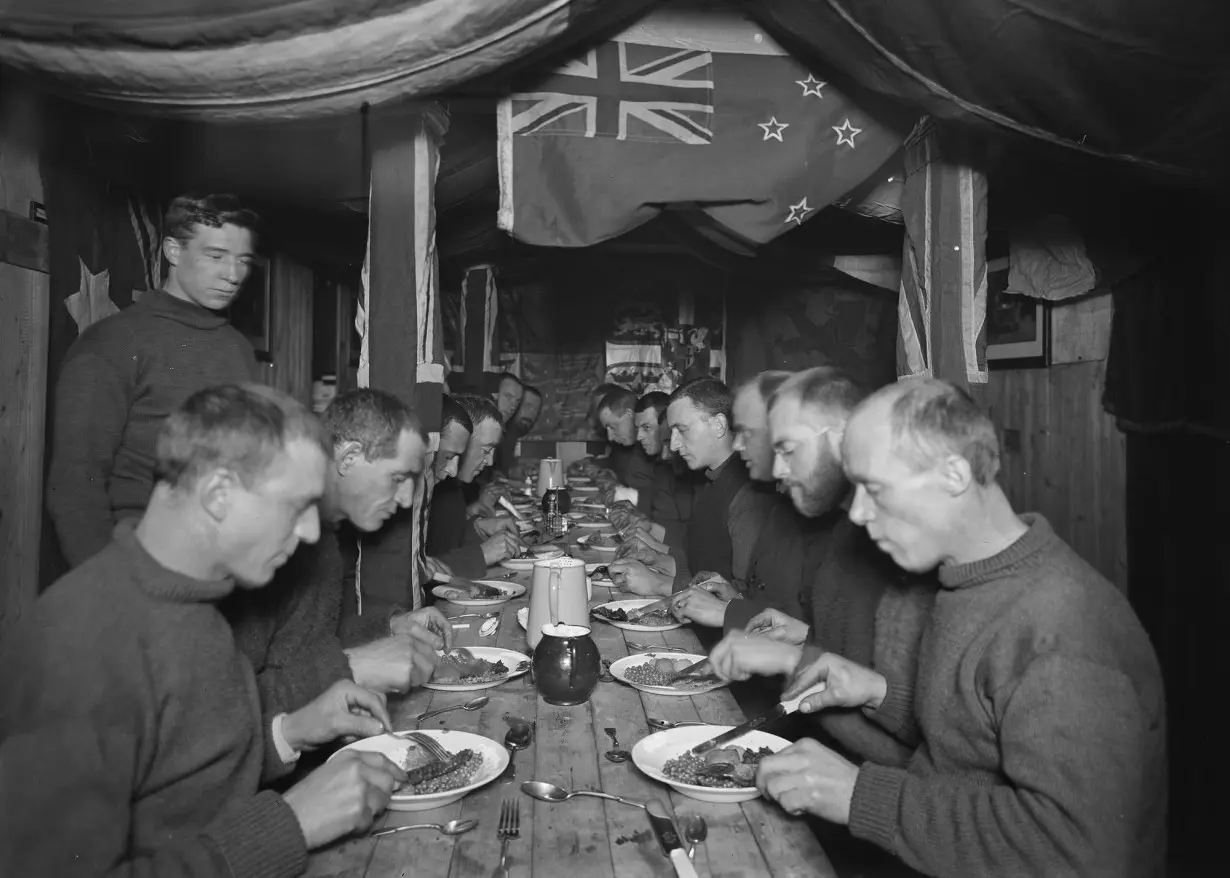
top-left (499, 557), bottom-right (538, 572)
top-left (569, 476), bottom-right (594, 485)
top-left (576, 534), bottom-right (618, 555)
top-left (592, 599), bottom-right (684, 632)
top-left (333, 730), bottom-right (509, 811)
top-left (632, 726), bottom-right (791, 804)
top-left (516, 607), bottom-right (528, 630)
top-left (572, 501), bottom-right (606, 512)
top-left (432, 580), bottom-right (525, 608)
top-left (425, 646), bottom-right (532, 691)
top-left (575, 520), bottom-right (611, 529)
top-left (609, 653), bottom-right (728, 696)
top-left (529, 546), bottom-right (565, 560)
top-left (570, 485), bottom-right (601, 494)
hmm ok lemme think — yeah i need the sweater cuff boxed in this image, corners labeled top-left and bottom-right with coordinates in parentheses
top-left (208, 790), bottom-right (307, 878)
top-left (848, 763), bottom-right (906, 853)
top-left (867, 674), bottom-right (915, 734)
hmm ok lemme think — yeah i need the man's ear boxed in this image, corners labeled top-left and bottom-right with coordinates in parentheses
top-left (198, 468), bottom-right (235, 522)
top-left (938, 454), bottom-right (974, 497)
top-left (712, 413), bottom-right (729, 438)
top-left (335, 440), bottom-right (362, 475)
top-left (824, 428), bottom-right (844, 457)
top-left (162, 236), bottom-right (182, 268)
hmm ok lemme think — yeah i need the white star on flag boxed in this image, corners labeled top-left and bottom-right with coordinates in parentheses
top-left (796, 74), bottom-right (826, 98)
top-left (784, 198), bottom-right (814, 226)
top-left (833, 118), bottom-right (862, 148)
top-left (758, 117), bottom-right (790, 142)
top-left (65, 256), bottom-right (117, 334)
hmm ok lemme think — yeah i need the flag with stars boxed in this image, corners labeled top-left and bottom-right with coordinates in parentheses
top-left (497, 12), bottom-right (907, 247)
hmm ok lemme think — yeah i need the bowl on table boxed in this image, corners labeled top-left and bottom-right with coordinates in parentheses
top-left (631, 725), bottom-right (791, 804)
top-left (609, 653), bottom-right (728, 696)
top-left (431, 580), bottom-right (525, 607)
top-left (332, 730), bottom-right (509, 811)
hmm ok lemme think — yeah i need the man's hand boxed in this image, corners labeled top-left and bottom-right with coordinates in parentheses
top-left (473, 516), bottom-right (518, 539)
top-left (481, 532), bottom-right (522, 565)
top-left (422, 555), bottom-right (453, 583)
top-left (708, 632), bottom-right (804, 681)
top-left (669, 586), bottom-right (730, 628)
top-left (744, 608), bottom-right (809, 645)
top-left (608, 558), bottom-right (672, 597)
top-left (480, 483), bottom-right (510, 507)
top-left (689, 572), bottom-right (740, 601)
top-left (631, 530), bottom-right (669, 555)
top-left (344, 635), bottom-right (439, 694)
top-left (614, 538), bottom-right (664, 567)
top-left (281, 680), bottom-right (391, 752)
top-left (781, 652), bottom-right (888, 714)
top-left (391, 606), bottom-right (453, 650)
top-left (756, 738), bottom-right (859, 824)
top-left (283, 751), bottom-right (407, 849)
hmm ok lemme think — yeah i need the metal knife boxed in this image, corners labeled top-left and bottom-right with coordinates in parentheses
top-left (690, 681), bottom-right (829, 754)
top-left (625, 595), bottom-right (675, 622)
top-left (644, 797), bottom-right (699, 878)
top-left (663, 656), bottom-right (711, 684)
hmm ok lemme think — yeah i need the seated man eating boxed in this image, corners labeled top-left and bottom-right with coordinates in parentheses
top-left (1, 384), bottom-right (407, 877)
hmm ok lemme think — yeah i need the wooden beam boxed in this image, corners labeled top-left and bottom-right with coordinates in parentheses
top-left (357, 104), bottom-right (448, 613)
top-left (0, 82), bottom-right (47, 632)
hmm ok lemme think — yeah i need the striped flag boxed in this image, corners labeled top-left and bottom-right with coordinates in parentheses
top-left (896, 119), bottom-right (989, 387)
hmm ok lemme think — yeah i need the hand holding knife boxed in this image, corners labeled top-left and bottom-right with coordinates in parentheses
top-left (689, 680), bottom-right (829, 755)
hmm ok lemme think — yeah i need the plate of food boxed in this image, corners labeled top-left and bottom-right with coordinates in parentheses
top-left (431, 580), bottom-right (525, 607)
top-left (591, 599), bottom-right (683, 631)
top-left (576, 533), bottom-right (618, 554)
top-left (333, 730), bottom-right (509, 811)
top-left (609, 653), bottom-right (728, 696)
top-left (426, 646), bottom-right (532, 691)
top-left (585, 563), bottom-right (615, 586)
top-left (572, 500), bottom-right (606, 512)
top-left (568, 476), bottom-right (594, 485)
top-left (567, 512), bottom-right (609, 528)
top-left (632, 725), bottom-right (788, 803)
top-left (570, 485), bottom-right (601, 494)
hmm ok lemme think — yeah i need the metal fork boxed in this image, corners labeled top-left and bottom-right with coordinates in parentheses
top-left (405, 732), bottom-right (451, 763)
top-left (493, 799), bottom-right (520, 878)
top-left (626, 642), bottom-right (687, 653)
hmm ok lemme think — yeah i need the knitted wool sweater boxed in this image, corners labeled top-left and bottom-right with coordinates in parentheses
top-left (849, 515), bottom-right (1167, 878)
top-left (46, 288), bottom-right (256, 567)
top-left (0, 529), bottom-right (306, 878)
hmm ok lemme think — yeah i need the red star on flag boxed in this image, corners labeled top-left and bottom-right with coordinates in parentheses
top-left (796, 74), bottom-right (826, 98)
top-left (784, 198), bottom-right (814, 226)
top-left (833, 119), bottom-right (863, 148)
top-left (758, 116), bottom-right (790, 141)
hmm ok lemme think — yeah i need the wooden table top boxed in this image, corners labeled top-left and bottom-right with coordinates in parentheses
top-left (304, 540), bottom-right (835, 878)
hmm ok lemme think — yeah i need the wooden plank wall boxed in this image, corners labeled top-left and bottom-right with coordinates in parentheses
top-left (259, 252), bottom-right (314, 404)
top-left (0, 85), bottom-right (49, 631)
top-left (972, 295), bottom-right (1128, 591)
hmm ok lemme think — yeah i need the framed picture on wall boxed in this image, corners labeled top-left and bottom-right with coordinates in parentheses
top-left (986, 257), bottom-right (1050, 369)
top-left (229, 256), bottom-right (273, 361)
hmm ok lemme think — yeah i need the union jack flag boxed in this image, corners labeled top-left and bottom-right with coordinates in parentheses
top-left (509, 41), bottom-right (714, 145)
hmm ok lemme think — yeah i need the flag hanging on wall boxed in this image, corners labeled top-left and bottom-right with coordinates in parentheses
top-left (498, 8), bottom-right (908, 248)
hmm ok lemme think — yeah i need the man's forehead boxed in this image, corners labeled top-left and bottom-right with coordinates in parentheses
top-left (474, 419), bottom-right (503, 442)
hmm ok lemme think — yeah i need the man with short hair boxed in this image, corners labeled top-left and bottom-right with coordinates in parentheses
top-left (225, 388), bottom-right (450, 712)
top-left (2, 384), bottom-right (408, 876)
top-left (493, 371), bottom-right (525, 423)
top-left (427, 394), bottom-right (521, 577)
top-left (596, 386), bottom-right (665, 513)
top-left (715, 378), bottom-right (1168, 878)
top-left (48, 193), bottom-right (262, 568)
top-left (610, 378), bottom-right (772, 598)
top-left (493, 384), bottom-right (543, 478)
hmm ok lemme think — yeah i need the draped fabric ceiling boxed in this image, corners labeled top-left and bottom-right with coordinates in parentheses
top-left (1, 0), bottom-right (1227, 183)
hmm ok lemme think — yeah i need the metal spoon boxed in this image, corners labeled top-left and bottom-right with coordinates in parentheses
top-left (681, 815), bottom-right (708, 859)
top-left (500, 717), bottom-right (534, 783)
top-left (647, 718), bottom-right (707, 731)
top-left (521, 781), bottom-right (645, 809)
top-left (372, 818), bottom-right (478, 838)
top-left (603, 727), bottom-right (631, 763)
top-left (412, 694), bottom-right (489, 729)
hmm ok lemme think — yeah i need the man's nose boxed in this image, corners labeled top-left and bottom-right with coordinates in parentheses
top-left (772, 452), bottom-right (789, 481)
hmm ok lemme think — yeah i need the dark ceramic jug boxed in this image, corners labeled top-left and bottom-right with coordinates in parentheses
top-left (533, 623), bottom-right (600, 706)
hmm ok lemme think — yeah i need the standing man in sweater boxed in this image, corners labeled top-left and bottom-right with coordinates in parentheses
top-left (2, 384), bottom-right (407, 877)
top-left (715, 378), bottom-right (1167, 878)
top-left (225, 388), bottom-right (450, 714)
top-left (47, 193), bottom-right (263, 568)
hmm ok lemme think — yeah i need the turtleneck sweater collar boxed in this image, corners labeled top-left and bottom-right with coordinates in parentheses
top-left (938, 512), bottom-right (1053, 590)
top-left (136, 287), bottom-right (231, 330)
top-left (117, 526), bottom-right (236, 602)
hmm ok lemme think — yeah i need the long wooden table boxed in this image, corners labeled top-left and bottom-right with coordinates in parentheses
top-left (304, 543), bottom-right (835, 878)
